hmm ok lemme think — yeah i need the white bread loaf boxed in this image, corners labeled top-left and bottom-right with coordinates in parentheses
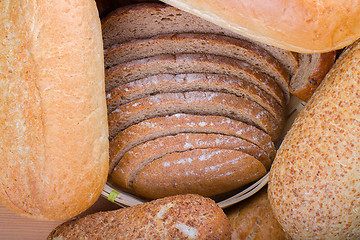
top-left (0, 0), bottom-right (109, 220)
top-left (268, 40), bottom-right (360, 239)
top-left (160, 0), bottom-right (360, 53)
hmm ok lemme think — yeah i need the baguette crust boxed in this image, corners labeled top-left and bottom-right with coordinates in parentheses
top-left (48, 194), bottom-right (231, 239)
top-left (0, 0), bottom-right (108, 220)
top-left (161, 0), bottom-right (360, 52)
top-left (268, 40), bottom-right (360, 239)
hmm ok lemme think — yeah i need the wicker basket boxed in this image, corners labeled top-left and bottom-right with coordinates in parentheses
top-left (101, 96), bottom-right (306, 208)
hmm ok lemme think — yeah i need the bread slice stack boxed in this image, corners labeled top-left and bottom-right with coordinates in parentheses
top-left (100, 2), bottom-right (324, 200)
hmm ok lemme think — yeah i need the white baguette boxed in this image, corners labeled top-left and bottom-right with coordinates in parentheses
top-left (268, 40), bottom-right (360, 239)
top-left (0, 0), bottom-right (108, 220)
top-left (161, 0), bottom-right (360, 53)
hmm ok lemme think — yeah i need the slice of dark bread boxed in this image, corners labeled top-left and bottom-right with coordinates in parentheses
top-left (132, 148), bottom-right (267, 199)
top-left (107, 91), bottom-right (282, 142)
top-left (104, 33), bottom-right (289, 95)
top-left (108, 113), bottom-right (276, 172)
top-left (111, 133), bottom-right (272, 191)
top-left (101, 2), bottom-right (299, 75)
top-left (106, 73), bottom-right (285, 124)
top-left (105, 53), bottom-right (287, 106)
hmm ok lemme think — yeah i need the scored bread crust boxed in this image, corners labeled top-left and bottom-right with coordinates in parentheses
top-left (109, 114), bottom-right (276, 172)
top-left (0, 0), bottom-right (108, 220)
top-left (111, 133), bottom-right (272, 191)
top-left (160, 0), bottom-right (360, 53)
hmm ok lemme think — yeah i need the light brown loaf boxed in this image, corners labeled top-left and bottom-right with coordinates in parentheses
top-left (107, 91), bottom-right (282, 142)
top-left (0, 0), bottom-right (108, 220)
top-left (109, 114), bottom-right (276, 172)
top-left (106, 73), bottom-right (285, 124)
top-left (48, 194), bottom-right (231, 239)
top-left (111, 133), bottom-right (272, 191)
top-left (105, 53), bottom-right (287, 105)
top-left (160, 0), bottom-right (360, 52)
top-left (132, 149), bottom-right (266, 199)
top-left (268, 40), bottom-right (360, 239)
top-left (290, 51), bottom-right (337, 102)
top-left (226, 187), bottom-right (286, 240)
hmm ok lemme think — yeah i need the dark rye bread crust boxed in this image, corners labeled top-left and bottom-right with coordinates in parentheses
top-left (111, 133), bottom-right (272, 191)
top-left (48, 194), bottom-right (231, 239)
top-left (106, 73), bottom-right (285, 124)
top-left (105, 53), bottom-right (286, 106)
top-left (101, 2), bottom-right (299, 75)
top-left (107, 91), bottom-right (282, 142)
top-left (108, 114), bottom-right (276, 172)
top-left (104, 33), bottom-right (290, 94)
top-left (132, 149), bottom-right (267, 199)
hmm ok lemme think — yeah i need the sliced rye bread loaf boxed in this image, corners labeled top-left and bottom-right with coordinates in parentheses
top-left (111, 133), bottom-right (272, 191)
top-left (107, 91), bottom-right (282, 142)
top-left (290, 51), bottom-right (337, 102)
top-left (132, 148), bottom-right (267, 199)
top-left (108, 113), bottom-right (276, 172)
top-left (103, 33), bottom-right (289, 91)
top-left (101, 2), bottom-right (299, 75)
top-left (106, 73), bottom-right (285, 124)
top-left (105, 53), bottom-right (287, 106)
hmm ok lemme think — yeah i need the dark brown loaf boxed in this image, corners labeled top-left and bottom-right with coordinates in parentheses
top-left (104, 33), bottom-right (289, 92)
top-left (101, 2), bottom-right (301, 73)
top-left (109, 114), bottom-right (276, 172)
top-left (132, 149), bottom-right (266, 199)
top-left (107, 91), bottom-right (282, 142)
top-left (48, 194), bottom-right (231, 239)
top-left (111, 133), bottom-right (272, 191)
top-left (106, 73), bottom-right (285, 124)
top-left (105, 53), bottom-right (287, 106)
top-left (290, 52), bottom-right (337, 102)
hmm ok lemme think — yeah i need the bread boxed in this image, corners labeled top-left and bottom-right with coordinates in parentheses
top-left (103, 33), bottom-right (289, 89)
top-left (48, 194), bottom-right (231, 239)
top-left (109, 114), bottom-right (276, 172)
top-left (106, 73), bottom-right (284, 123)
top-left (105, 53), bottom-right (287, 105)
top-left (111, 133), bottom-right (272, 191)
top-left (132, 149), bottom-right (266, 199)
top-left (101, 2), bottom-right (300, 75)
top-left (290, 51), bottom-right (337, 102)
top-left (226, 187), bottom-right (286, 240)
top-left (160, 0), bottom-right (360, 53)
top-left (107, 91), bottom-right (282, 141)
top-left (0, 0), bottom-right (108, 220)
top-left (268, 40), bottom-right (360, 239)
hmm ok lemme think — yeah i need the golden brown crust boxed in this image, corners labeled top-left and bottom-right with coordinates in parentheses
top-left (48, 194), bottom-right (231, 239)
top-left (161, 0), bottom-right (360, 52)
top-left (0, 0), bottom-right (108, 220)
top-left (290, 51), bottom-right (337, 102)
top-left (268, 40), bottom-right (360, 239)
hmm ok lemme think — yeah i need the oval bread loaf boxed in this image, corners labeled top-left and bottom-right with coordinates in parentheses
top-left (0, 0), bottom-right (108, 220)
top-left (268, 40), bottom-right (360, 239)
top-left (48, 194), bottom-right (231, 239)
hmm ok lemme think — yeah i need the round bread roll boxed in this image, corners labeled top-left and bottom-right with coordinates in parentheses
top-left (268, 40), bottom-right (360, 239)
top-left (160, 0), bottom-right (360, 53)
top-left (0, 0), bottom-right (109, 220)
